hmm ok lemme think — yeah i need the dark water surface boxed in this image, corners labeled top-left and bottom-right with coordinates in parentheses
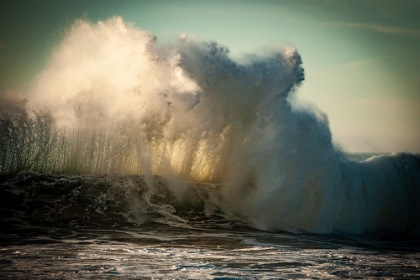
top-left (1, 223), bottom-right (420, 279)
top-left (1, 172), bottom-right (419, 279)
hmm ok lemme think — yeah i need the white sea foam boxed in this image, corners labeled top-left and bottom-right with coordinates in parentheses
top-left (1, 16), bottom-right (419, 233)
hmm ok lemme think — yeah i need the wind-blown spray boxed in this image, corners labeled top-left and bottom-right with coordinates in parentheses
top-left (1, 17), bottom-right (419, 234)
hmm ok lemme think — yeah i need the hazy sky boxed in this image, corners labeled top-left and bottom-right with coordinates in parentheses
top-left (1, 0), bottom-right (419, 153)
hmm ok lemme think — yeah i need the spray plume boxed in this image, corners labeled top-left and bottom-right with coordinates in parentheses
top-left (1, 17), bottom-right (419, 234)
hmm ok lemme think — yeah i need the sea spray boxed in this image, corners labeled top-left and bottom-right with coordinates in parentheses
top-left (1, 17), bottom-right (419, 234)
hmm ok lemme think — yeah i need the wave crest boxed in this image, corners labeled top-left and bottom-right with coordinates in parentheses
top-left (0, 17), bottom-right (419, 234)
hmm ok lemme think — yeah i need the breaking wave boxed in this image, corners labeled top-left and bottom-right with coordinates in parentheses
top-left (1, 17), bottom-right (419, 234)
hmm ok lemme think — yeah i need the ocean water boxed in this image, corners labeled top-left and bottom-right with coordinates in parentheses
top-left (1, 171), bottom-right (419, 279)
top-left (1, 17), bottom-right (420, 278)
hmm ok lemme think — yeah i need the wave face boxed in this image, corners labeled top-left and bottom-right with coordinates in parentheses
top-left (1, 17), bottom-right (419, 234)
top-left (0, 172), bottom-right (211, 228)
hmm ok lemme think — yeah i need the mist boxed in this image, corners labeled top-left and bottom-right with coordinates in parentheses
top-left (1, 17), bottom-right (419, 234)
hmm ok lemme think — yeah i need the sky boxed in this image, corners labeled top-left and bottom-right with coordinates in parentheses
top-left (0, 0), bottom-right (419, 153)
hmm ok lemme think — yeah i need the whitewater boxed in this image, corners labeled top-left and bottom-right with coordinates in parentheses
top-left (1, 17), bottom-right (419, 278)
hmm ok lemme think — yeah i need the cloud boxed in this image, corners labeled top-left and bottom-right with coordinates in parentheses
top-left (322, 21), bottom-right (420, 37)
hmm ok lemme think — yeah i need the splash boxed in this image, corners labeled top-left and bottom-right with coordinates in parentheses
top-left (27, 16), bottom-right (307, 183)
top-left (1, 17), bottom-right (419, 234)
